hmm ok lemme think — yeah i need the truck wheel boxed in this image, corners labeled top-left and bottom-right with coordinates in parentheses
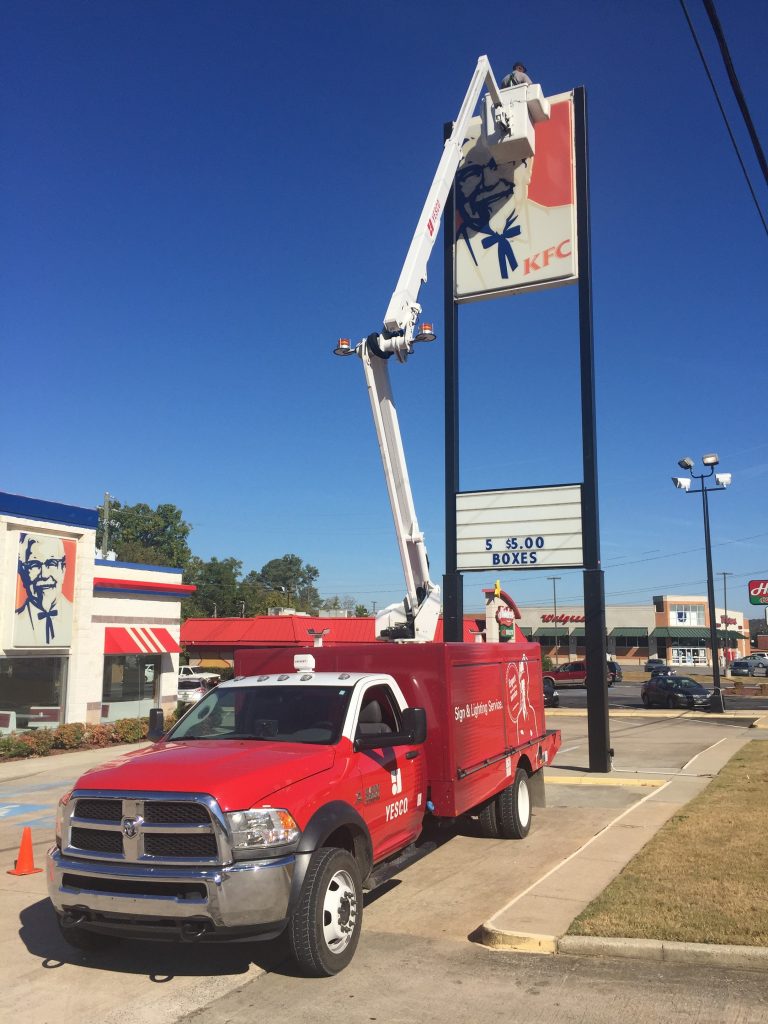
top-left (496, 768), bottom-right (532, 839)
top-left (477, 799), bottom-right (502, 839)
top-left (56, 913), bottom-right (117, 953)
top-left (288, 847), bottom-right (362, 977)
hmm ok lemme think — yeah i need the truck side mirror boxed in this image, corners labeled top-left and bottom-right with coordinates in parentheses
top-left (148, 707), bottom-right (165, 741)
top-left (401, 707), bottom-right (427, 744)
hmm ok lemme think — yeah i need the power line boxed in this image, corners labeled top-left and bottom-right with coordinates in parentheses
top-left (701, 0), bottom-right (768, 186)
top-left (678, 0), bottom-right (768, 236)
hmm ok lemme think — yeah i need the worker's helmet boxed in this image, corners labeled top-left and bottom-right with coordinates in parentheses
top-left (513, 62), bottom-right (527, 72)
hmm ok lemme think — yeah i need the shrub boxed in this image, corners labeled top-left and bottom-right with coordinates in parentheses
top-left (112, 718), bottom-right (145, 744)
top-left (26, 728), bottom-right (56, 755)
top-left (53, 722), bottom-right (86, 749)
top-left (0, 734), bottom-right (36, 759)
top-left (84, 723), bottom-right (117, 747)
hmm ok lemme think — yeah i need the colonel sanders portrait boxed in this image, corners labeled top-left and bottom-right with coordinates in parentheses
top-left (14, 533), bottom-right (74, 647)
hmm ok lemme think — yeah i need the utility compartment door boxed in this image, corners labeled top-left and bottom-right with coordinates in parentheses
top-left (352, 682), bottom-right (425, 862)
top-left (449, 660), bottom-right (508, 779)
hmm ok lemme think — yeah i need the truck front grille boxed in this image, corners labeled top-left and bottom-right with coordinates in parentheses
top-left (76, 799), bottom-right (123, 822)
top-left (71, 827), bottom-right (123, 853)
top-left (144, 834), bottom-right (218, 858)
top-left (66, 793), bottom-right (224, 864)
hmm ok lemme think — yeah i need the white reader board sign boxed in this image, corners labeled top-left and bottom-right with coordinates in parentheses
top-left (456, 484), bottom-right (583, 571)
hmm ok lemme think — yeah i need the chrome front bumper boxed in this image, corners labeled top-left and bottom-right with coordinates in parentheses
top-left (47, 847), bottom-right (295, 933)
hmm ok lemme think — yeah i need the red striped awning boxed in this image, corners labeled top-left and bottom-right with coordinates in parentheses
top-left (104, 626), bottom-right (181, 655)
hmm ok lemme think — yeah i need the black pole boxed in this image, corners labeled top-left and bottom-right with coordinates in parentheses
top-left (442, 120), bottom-right (463, 642)
top-left (702, 484), bottom-right (724, 711)
top-left (574, 86), bottom-right (611, 772)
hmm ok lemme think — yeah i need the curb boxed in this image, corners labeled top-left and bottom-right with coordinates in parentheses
top-left (476, 927), bottom-right (768, 970)
top-left (545, 775), bottom-right (665, 788)
top-left (558, 935), bottom-right (768, 970)
top-left (548, 708), bottom-right (761, 721)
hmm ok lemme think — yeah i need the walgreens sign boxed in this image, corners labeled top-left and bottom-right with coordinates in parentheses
top-left (749, 580), bottom-right (768, 605)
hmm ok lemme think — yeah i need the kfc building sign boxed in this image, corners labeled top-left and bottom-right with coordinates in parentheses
top-left (749, 580), bottom-right (768, 605)
top-left (14, 532), bottom-right (76, 648)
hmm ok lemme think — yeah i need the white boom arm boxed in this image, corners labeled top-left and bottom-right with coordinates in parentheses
top-left (337, 57), bottom-right (548, 641)
top-left (384, 55), bottom-right (504, 338)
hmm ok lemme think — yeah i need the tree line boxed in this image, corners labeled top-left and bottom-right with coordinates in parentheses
top-left (96, 499), bottom-right (368, 619)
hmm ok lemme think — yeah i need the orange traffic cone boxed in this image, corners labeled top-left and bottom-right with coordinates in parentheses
top-left (7, 826), bottom-right (43, 876)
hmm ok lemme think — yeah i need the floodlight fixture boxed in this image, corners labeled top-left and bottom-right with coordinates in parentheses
top-left (334, 338), bottom-right (354, 356)
top-left (702, 453), bottom-right (720, 466)
top-left (715, 473), bottom-right (732, 488)
top-left (678, 457), bottom-right (694, 470)
top-left (671, 476), bottom-right (691, 491)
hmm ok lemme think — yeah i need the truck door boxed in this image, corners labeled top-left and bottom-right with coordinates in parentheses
top-left (353, 682), bottom-right (425, 861)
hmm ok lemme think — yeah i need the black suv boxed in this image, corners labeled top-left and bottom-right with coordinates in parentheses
top-left (607, 660), bottom-right (623, 685)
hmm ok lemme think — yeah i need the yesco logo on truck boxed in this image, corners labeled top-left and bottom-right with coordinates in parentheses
top-left (749, 580), bottom-right (768, 605)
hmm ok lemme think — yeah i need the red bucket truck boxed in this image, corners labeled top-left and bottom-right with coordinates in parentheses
top-left (47, 58), bottom-right (559, 976)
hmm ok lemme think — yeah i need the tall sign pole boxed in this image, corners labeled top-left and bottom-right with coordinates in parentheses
top-left (443, 121), bottom-right (463, 642)
top-left (574, 87), bottom-right (610, 772)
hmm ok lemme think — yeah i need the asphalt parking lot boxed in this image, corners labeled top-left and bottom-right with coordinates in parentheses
top-left (556, 679), bottom-right (768, 714)
top-left (1, 711), bottom-right (765, 1023)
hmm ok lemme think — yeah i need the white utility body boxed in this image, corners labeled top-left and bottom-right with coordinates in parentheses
top-left (336, 56), bottom-right (549, 642)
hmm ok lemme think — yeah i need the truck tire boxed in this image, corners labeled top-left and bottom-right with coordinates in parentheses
top-left (56, 913), bottom-right (118, 953)
top-left (496, 768), bottom-right (532, 839)
top-left (288, 846), bottom-right (362, 977)
top-left (477, 799), bottom-right (502, 839)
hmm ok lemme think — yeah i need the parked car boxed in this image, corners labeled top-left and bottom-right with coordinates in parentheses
top-left (607, 659), bottom-right (623, 684)
top-left (740, 654), bottom-right (768, 676)
top-left (641, 675), bottom-right (712, 710)
top-left (543, 678), bottom-right (560, 708)
top-left (177, 678), bottom-right (219, 704)
top-left (731, 659), bottom-right (754, 677)
top-left (644, 657), bottom-right (666, 672)
top-left (543, 660), bottom-right (615, 688)
top-left (650, 666), bottom-right (678, 677)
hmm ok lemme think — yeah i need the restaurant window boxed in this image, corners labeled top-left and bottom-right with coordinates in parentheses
top-left (0, 656), bottom-right (67, 730)
top-left (669, 604), bottom-right (705, 627)
top-left (102, 654), bottom-right (160, 721)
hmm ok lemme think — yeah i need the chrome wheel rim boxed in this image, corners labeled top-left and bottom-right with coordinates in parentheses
top-left (517, 778), bottom-right (531, 827)
top-left (322, 868), bottom-right (357, 954)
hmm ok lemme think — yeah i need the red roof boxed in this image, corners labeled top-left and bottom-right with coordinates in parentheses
top-left (181, 615), bottom-right (483, 648)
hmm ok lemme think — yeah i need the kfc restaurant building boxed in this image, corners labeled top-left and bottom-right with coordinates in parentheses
top-left (0, 492), bottom-right (192, 732)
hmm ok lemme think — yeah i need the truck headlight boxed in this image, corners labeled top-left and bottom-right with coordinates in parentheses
top-left (56, 792), bottom-right (72, 849)
top-left (226, 808), bottom-right (300, 852)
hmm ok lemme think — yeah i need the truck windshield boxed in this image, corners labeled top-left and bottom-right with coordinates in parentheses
top-left (167, 685), bottom-right (354, 745)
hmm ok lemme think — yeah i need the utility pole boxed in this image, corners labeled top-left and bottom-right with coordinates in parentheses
top-left (101, 492), bottom-right (111, 558)
top-left (548, 576), bottom-right (561, 665)
top-left (719, 571), bottom-right (734, 675)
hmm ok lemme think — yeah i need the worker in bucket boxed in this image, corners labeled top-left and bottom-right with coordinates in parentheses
top-left (501, 62), bottom-right (532, 87)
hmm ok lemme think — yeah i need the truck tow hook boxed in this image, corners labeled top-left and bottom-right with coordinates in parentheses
top-left (180, 920), bottom-right (210, 942)
top-left (61, 909), bottom-right (89, 928)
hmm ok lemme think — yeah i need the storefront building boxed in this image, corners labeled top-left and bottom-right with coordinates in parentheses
top-left (0, 492), bottom-right (193, 732)
top-left (517, 594), bottom-right (748, 667)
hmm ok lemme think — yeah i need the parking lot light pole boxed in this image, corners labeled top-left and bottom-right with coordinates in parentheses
top-left (672, 454), bottom-right (732, 713)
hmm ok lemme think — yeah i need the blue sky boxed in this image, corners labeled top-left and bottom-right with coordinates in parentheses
top-left (2, 1), bottom-right (766, 618)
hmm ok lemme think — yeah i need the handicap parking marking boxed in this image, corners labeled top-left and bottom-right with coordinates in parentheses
top-left (0, 802), bottom-right (49, 819)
